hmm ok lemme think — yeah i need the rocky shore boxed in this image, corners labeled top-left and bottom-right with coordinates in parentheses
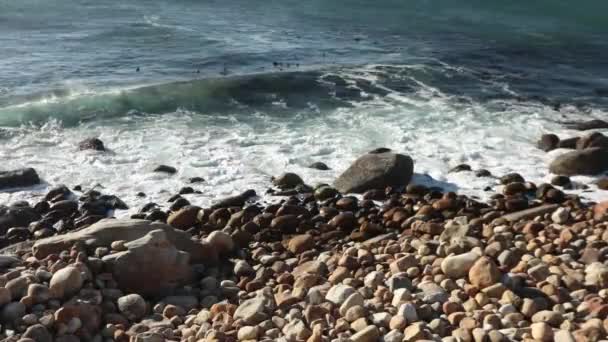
top-left (0, 135), bottom-right (608, 342)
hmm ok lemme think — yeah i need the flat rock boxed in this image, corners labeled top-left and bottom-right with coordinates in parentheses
top-left (33, 219), bottom-right (217, 263)
top-left (335, 152), bottom-right (414, 194)
top-left (500, 204), bottom-right (559, 222)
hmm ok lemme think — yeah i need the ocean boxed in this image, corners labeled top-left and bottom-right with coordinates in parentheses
top-left (1, 0), bottom-right (608, 209)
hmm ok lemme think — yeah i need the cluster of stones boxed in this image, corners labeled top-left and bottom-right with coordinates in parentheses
top-left (0, 149), bottom-right (607, 342)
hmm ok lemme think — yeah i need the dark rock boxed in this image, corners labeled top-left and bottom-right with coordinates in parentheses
top-left (78, 138), bottom-right (105, 151)
top-left (49, 200), bottom-right (79, 215)
top-left (500, 173), bottom-right (525, 185)
top-left (549, 148), bottom-right (608, 176)
top-left (153, 165), bottom-right (177, 174)
top-left (576, 132), bottom-right (608, 150)
top-left (475, 169), bottom-right (492, 177)
top-left (272, 173), bottom-right (304, 189)
top-left (33, 201), bottom-right (50, 215)
top-left (564, 119), bottom-right (608, 131)
top-left (169, 198), bottom-right (191, 212)
top-left (44, 185), bottom-right (72, 201)
top-left (309, 162), bottom-right (330, 170)
top-left (503, 182), bottom-right (527, 196)
top-left (0, 168), bottom-right (40, 190)
top-left (449, 164), bottom-right (472, 173)
top-left (145, 210), bottom-right (168, 222)
top-left (211, 190), bottom-right (257, 209)
top-left (537, 134), bottom-right (560, 152)
top-left (551, 176), bottom-right (571, 187)
top-left (136, 192), bottom-right (146, 197)
top-left (369, 147), bottom-right (391, 154)
top-left (101, 195), bottom-right (128, 210)
top-left (557, 137), bottom-right (579, 149)
top-left (168, 194), bottom-right (181, 202)
top-left (189, 177), bottom-right (205, 183)
top-left (179, 187), bottom-right (194, 195)
top-left (335, 152), bottom-right (414, 194)
top-left (0, 205), bottom-right (41, 235)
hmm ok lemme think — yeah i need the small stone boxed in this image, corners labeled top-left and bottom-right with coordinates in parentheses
top-left (468, 257), bottom-right (500, 289)
top-left (49, 266), bottom-right (83, 299)
top-left (205, 231), bottom-right (234, 255)
top-left (339, 292), bottom-right (365, 317)
top-left (234, 260), bottom-right (254, 277)
top-left (441, 252), bottom-right (479, 279)
top-left (117, 294), bottom-right (147, 321)
top-left (403, 323), bottom-right (427, 341)
top-left (531, 322), bottom-right (554, 341)
top-left (398, 303), bottom-right (418, 322)
top-left (22, 324), bottom-right (52, 342)
top-left (531, 310), bottom-right (563, 327)
top-left (384, 330), bottom-right (404, 342)
top-left (326, 284), bottom-right (356, 305)
top-left (554, 329), bottom-right (576, 342)
top-left (2, 301), bottom-right (25, 324)
top-left (282, 319), bottom-right (312, 341)
top-left (288, 234), bottom-right (314, 254)
top-left (350, 325), bottom-right (379, 342)
top-left (238, 326), bottom-right (259, 340)
top-left (234, 297), bottom-right (268, 325)
top-left (551, 207), bottom-right (570, 224)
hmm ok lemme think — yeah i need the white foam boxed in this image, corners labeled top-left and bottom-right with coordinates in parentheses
top-left (1, 67), bottom-right (607, 215)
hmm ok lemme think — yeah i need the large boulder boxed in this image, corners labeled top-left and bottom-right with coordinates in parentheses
top-left (0, 168), bottom-right (40, 190)
top-left (335, 152), bottom-right (414, 194)
top-left (32, 219), bottom-right (217, 263)
top-left (549, 148), bottom-right (608, 176)
top-left (537, 134), bottom-right (559, 152)
top-left (102, 229), bottom-right (193, 297)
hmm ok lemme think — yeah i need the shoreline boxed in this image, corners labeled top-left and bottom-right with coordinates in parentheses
top-left (0, 145), bottom-right (607, 341)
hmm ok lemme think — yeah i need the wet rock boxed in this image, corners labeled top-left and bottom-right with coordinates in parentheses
top-left (211, 190), bottom-right (256, 209)
top-left (595, 177), bottom-right (608, 190)
top-left (475, 169), bottom-right (492, 177)
top-left (0, 168), bottom-right (40, 190)
top-left (551, 175), bottom-right (571, 187)
top-left (500, 173), bottom-right (525, 184)
top-left (78, 137), bottom-right (105, 151)
top-left (309, 162), bottom-right (330, 170)
top-left (272, 173), bottom-right (304, 189)
top-left (449, 164), bottom-right (472, 173)
top-left (102, 229), bottom-right (194, 297)
top-left (537, 134), bottom-right (560, 152)
top-left (189, 177), bottom-right (205, 183)
top-left (557, 137), bottom-right (578, 149)
top-left (335, 152), bottom-right (414, 194)
top-left (153, 165), bottom-right (177, 174)
top-left (549, 147), bottom-right (608, 175)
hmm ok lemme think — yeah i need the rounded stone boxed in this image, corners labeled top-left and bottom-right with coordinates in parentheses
top-left (117, 294), bottom-right (147, 321)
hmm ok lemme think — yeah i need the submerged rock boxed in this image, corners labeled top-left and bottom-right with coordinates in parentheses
top-left (335, 152), bottom-right (414, 194)
top-left (308, 162), bottom-right (330, 170)
top-left (153, 165), bottom-right (177, 174)
top-left (78, 138), bottom-right (105, 151)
